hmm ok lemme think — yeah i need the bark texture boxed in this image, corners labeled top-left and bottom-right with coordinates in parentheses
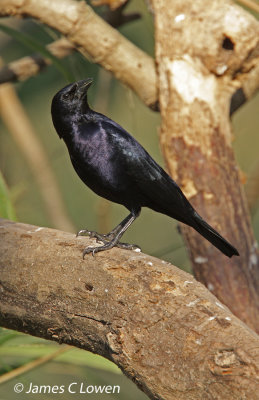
top-left (151, 0), bottom-right (259, 332)
top-left (0, 219), bottom-right (259, 400)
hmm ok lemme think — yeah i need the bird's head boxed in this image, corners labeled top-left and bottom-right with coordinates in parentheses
top-left (51, 78), bottom-right (93, 117)
top-left (51, 78), bottom-right (93, 139)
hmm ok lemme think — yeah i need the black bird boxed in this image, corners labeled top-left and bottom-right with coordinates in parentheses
top-left (51, 78), bottom-right (239, 258)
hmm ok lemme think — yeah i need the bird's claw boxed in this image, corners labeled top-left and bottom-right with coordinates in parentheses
top-left (82, 246), bottom-right (99, 258)
top-left (82, 243), bottom-right (111, 258)
top-left (76, 229), bottom-right (91, 237)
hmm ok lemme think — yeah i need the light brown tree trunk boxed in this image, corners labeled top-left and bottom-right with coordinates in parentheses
top-left (0, 219), bottom-right (259, 400)
top-left (151, 0), bottom-right (259, 332)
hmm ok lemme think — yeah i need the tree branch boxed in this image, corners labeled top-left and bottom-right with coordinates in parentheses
top-left (0, 0), bottom-right (158, 110)
top-left (0, 218), bottom-right (259, 399)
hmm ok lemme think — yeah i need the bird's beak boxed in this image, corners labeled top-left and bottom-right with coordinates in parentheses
top-left (77, 78), bottom-right (93, 98)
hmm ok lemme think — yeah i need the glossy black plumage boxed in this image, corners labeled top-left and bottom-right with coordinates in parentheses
top-left (51, 78), bottom-right (239, 258)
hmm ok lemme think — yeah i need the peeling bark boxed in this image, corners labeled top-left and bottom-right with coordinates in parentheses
top-left (0, 219), bottom-right (259, 400)
top-left (151, 0), bottom-right (259, 332)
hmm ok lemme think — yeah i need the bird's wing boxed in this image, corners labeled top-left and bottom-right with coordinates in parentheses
top-left (125, 147), bottom-right (187, 203)
top-left (99, 116), bottom-right (192, 217)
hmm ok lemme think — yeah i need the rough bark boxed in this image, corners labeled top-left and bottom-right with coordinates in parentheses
top-left (0, 219), bottom-right (259, 400)
top-left (151, 0), bottom-right (259, 333)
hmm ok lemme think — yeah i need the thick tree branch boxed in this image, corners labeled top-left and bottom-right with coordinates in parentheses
top-left (0, 0), bottom-right (158, 109)
top-left (0, 219), bottom-right (259, 400)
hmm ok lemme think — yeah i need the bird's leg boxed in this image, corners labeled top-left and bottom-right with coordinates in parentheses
top-left (82, 211), bottom-right (140, 257)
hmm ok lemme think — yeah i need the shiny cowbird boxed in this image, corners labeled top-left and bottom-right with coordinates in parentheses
top-left (51, 79), bottom-right (239, 258)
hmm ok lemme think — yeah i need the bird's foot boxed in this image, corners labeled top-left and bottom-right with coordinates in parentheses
top-left (77, 229), bottom-right (141, 257)
top-left (82, 239), bottom-right (141, 258)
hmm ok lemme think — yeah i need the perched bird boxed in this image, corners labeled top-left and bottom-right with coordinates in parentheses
top-left (51, 78), bottom-right (239, 258)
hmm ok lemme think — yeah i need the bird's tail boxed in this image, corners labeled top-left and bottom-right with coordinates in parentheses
top-left (190, 211), bottom-right (239, 258)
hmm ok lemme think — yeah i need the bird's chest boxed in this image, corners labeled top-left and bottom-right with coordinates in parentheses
top-left (68, 129), bottom-right (125, 195)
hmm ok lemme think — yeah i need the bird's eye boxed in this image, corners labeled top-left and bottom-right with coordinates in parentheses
top-left (63, 93), bottom-right (70, 100)
top-left (63, 84), bottom-right (77, 101)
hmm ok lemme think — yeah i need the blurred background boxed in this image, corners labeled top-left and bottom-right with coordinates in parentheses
top-left (0, 0), bottom-right (258, 399)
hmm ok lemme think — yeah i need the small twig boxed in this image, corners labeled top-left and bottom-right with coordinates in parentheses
top-left (91, 0), bottom-right (128, 10)
top-left (230, 54), bottom-right (259, 114)
top-left (0, 37), bottom-right (75, 84)
top-left (101, 0), bottom-right (141, 27)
